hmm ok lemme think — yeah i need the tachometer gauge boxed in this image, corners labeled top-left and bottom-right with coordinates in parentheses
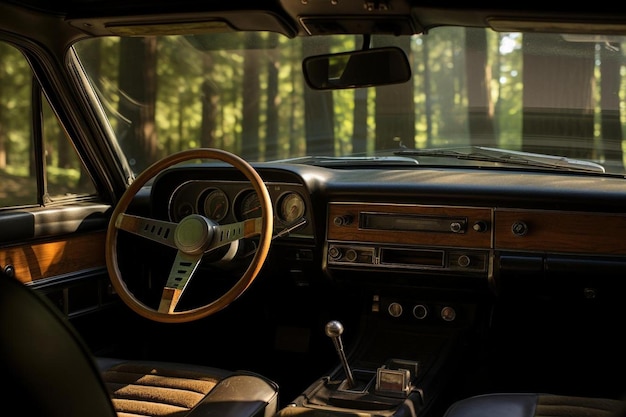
top-left (171, 201), bottom-right (194, 222)
top-left (202, 188), bottom-right (229, 222)
top-left (278, 192), bottom-right (305, 223)
top-left (236, 190), bottom-right (262, 220)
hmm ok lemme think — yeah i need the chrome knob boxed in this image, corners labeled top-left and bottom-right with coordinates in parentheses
top-left (345, 249), bottom-right (358, 262)
top-left (413, 304), bottom-right (428, 320)
top-left (441, 306), bottom-right (457, 322)
top-left (388, 302), bottom-right (403, 318)
top-left (511, 221), bottom-right (528, 236)
top-left (333, 215), bottom-right (353, 226)
top-left (457, 255), bottom-right (471, 268)
top-left (325, 320), bottom-right (344, 338)
top-left (328, 246), bottom-right (342, 260)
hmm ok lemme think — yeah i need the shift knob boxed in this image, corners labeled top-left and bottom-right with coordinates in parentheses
top-left (325, 320), bottom-right (344, 338)
top-left (325, 320), bottom-right (355, 388)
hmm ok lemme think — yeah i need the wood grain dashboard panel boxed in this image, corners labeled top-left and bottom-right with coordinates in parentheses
top-left (494, 209), bottom-right (626, 255)
top-left (328, 202), bottom-right (492, 248)
top-left (0, 231), bottom-right (106, 283)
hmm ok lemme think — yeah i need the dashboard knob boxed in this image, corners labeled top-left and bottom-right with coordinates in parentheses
top-left (412, 304), bottom-right (428, 320)
top-left (440, 306), bottom-right (457, 322)
top-left (457, 255), bottom-right (471, 268)
top-left (333, 215), bottom-right (353, 226)
top-left (450, 222), bottom-right (463, 233)
top-left (3, 264), bottom-right (15, 278)
top-left (388, 302), bottom-right (403, 318)
top-left (328, 246), bottom-right (342, 260)
top-left (345, 249), bottom-right (358, 262)
top-left (472, 221), bottom-right (488, 232)
top-left (511, 221), bottom-right (529, 236)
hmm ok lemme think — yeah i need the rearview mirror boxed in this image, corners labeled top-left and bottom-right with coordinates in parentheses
top-left (302, 46), bottom-right (411, 90)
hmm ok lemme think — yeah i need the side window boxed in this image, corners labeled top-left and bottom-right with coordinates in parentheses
top-left (0, 42), bottom-right (96, 209)
top-left (0, 42), bottom-right (34, 207)
top-left (42, 96), bottom-right (97, 202)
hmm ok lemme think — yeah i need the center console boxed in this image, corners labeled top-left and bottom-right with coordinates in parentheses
top-left (273, 201), bottom-right (487, 417)
top-left (277, 313), bottom-right (470, 417)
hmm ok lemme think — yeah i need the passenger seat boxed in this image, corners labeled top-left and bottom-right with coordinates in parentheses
top-left (443, 393), bottom-right (624, 417)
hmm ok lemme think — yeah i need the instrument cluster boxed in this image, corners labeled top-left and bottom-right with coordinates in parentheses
top-left (168, 179), bottom-right (312, 237)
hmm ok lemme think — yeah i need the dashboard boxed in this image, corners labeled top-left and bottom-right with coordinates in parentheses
top-left (149, 162), bottom-right (626, 302)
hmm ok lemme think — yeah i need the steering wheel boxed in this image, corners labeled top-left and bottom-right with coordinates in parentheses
top-left (105, 148), bottom-right (273, 323)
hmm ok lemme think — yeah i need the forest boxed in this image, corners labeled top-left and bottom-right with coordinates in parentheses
top-left (1, 27), bottom-right (625, 206)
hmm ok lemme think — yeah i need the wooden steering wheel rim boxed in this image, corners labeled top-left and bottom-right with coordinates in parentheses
top-left (105, 148), bottom-right (273, 323)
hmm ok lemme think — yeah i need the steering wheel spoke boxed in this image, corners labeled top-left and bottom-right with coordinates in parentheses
top-left (115, 213), bottom-right (178, 248)
top-left (210, 218), bottom-right (263, 248)
top-left (158, 251), bottom-right (203, 313)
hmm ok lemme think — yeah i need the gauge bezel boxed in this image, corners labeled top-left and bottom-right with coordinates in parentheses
top-left (277, 191), bottom-right (306, 224)
top-left (169, 181), bottom-right (198, 222)
top-left (234, 188), bottom-right (263, 220)
top-left (170, 201), bottom-right (194, 222)
top-left (199, 187), bottom-right (229, 222)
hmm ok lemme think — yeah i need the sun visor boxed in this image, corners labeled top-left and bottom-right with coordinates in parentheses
top-left (300, 16), bottom-right (420, 35)
top-left (69, 12), bottom-right (296, 37)
top-left (487, 17), bottom-right (626, 35)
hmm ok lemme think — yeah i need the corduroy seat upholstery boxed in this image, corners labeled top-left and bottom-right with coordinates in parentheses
top-left (0, 273), bottom-right (279, 417)
top-left (97, 358), bottom-right (278, 417)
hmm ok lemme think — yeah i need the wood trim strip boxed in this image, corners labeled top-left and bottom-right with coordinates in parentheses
top-left (494, 209), bottom-right (626, 255)
top-left (0, 231), bottom-right (106, 283)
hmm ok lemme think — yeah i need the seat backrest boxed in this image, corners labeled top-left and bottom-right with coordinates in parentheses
top-left (0, 273), bottom-right (117, 417)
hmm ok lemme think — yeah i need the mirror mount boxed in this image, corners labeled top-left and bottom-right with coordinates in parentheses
top-left (362, 34), bottom-right (371, 50)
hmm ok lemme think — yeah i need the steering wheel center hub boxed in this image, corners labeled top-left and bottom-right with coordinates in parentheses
top-left (174, 214), bottom-right (214, 255)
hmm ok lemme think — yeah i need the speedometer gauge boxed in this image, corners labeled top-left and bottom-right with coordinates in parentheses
top-left (278, 192), bottom-right (305, 223)
top-left (202, 189), bottom-right (229, 222)
top-left (236, 190), bottom-right (262, 220)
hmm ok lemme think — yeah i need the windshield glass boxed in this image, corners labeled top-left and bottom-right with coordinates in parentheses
top-left (73, 28), bottom-right (626, 176)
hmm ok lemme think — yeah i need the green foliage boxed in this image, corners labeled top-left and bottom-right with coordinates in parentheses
top-left (494, 32), bottom-right (523, 149)
top-left (0, 42), bottom-right (32, 172)
top-left (2, 26), bottom-right (626, 207)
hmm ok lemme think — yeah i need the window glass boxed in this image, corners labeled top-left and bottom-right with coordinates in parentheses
top-left (42, 97), bottom-right (97, 202)
top-left (0, 42), bottom-right (96, 208)
top-left (0, 42), bottom-right (35, 207)
top-left (75, 29), bottom-right (626, 176)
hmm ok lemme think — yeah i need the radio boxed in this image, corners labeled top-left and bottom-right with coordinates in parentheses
top-left (327, 243), bottom-right (488, 274)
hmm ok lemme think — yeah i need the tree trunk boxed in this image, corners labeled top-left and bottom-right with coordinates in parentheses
top-left (118, 36), bottom-right (158, 172)
top-left (600, 43), bottom-right (623, 170)
top-left (200, 53), bottom-right (218, 149)
top-left (522, 34), bottom-right (595, 159)
top-left (303, 37), bottom-right (334, 156)
top-left (374, 37), bottom-right (415, 151)
top-left (422, 36), bottom-right (433, 148)
top-left (265, 33), bottom-right (280, 161)
top-left (241, 33), bottom-right (261, 160)
top-left (352, 88), bottom-right (368, 154)
top-left (465, 29), bottom-right (496, 147)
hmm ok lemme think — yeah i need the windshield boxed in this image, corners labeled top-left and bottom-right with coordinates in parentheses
top-left (73, 28), bottom-right (626, 176)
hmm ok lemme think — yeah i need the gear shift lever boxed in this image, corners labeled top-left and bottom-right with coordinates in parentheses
top-left (325, 320), bottom-right (355, 388)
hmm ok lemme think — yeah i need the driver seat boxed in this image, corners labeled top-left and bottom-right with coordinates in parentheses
top-left (0, 272), bottom-right (279, 417)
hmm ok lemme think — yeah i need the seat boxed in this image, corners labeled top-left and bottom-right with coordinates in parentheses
top-left (443, 393), bottom-right (625, 417)
top-left (0, 272), bottom-right (279, 417)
